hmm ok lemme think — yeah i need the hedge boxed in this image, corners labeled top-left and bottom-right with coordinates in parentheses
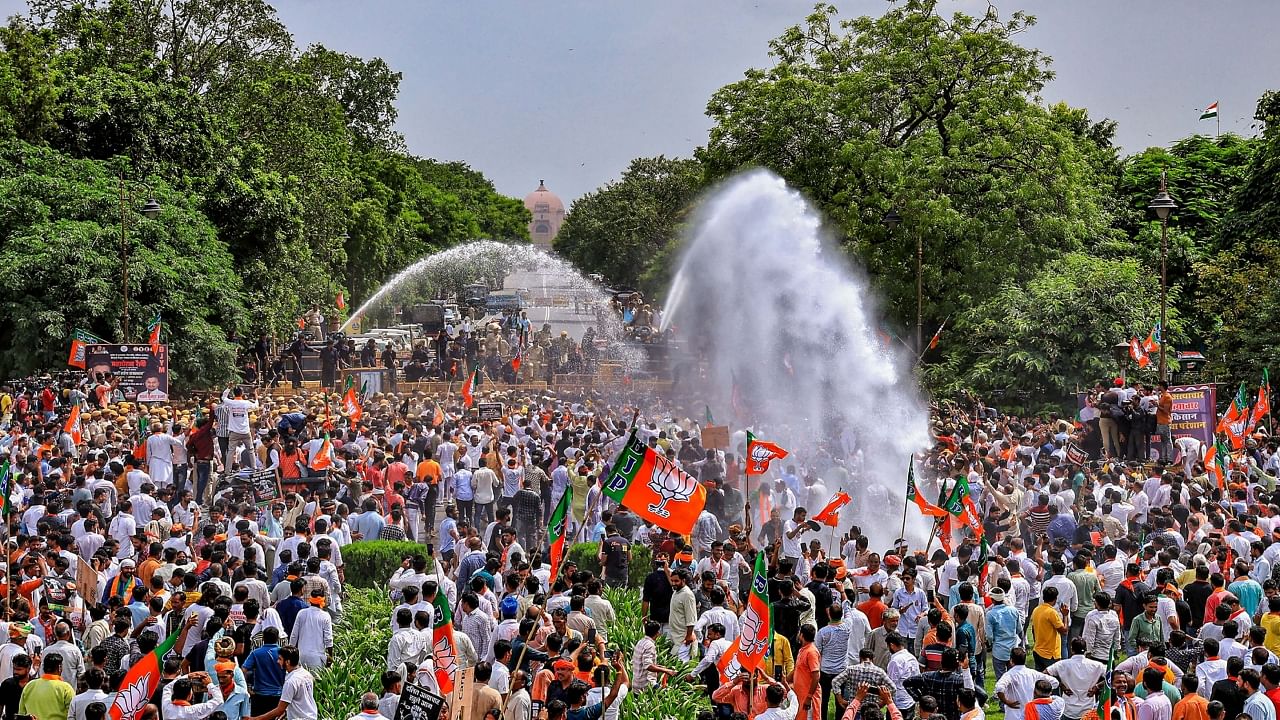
top-left (342, 540), bottom-right (434, 588)
top-left (565, 541), bottom-right (653, 589)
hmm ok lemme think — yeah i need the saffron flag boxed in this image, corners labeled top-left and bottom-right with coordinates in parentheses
top-left (342, 385), bottom-right (363, 424)
top-left (704, 405), bottom-right (714, 425)
top-left (108, 626), bottom-right (182, 720)
top-left (146, 314), bottom-right (162, 355)
top-left (548, 486), bottom-right (572, 585)
top-left (511, 347), bottom-right (522, 373)
top-left (928, 321), bottom-right (945, 351)
top-left (735, 551), bottom-right (772, 672)
top-left (311, 435), bottom-right (333, 471)
top-left (1096, 644), bottom-right (1117, 720)
top-left (461, 368), bottom-right (479, 409)
top-left (432, 590), bottom-right (458, 695)
top-left (67, 329), bottom-right (106, 369)
top-left (335, 292), bottom-right (346, 311)
top-left (432, 403), bottom-right (445, 428)
top-left (1200, 101), bottom-right (1219, 120)
top-left (64, 405), bottom-right (83, 446)
top-left (941, 475), bottom-right (982, 537)
top-left (603, 430), bottom-right (707, 535)
top-left (906, 457), bottom-right (948, 518)
top-left (1217, 383), bottom-right (1250, 449)
top-left (1245, 368), bottom-right (1271, 437)
top-left (296, 317), bottom-right (306, 330)
top-left (812, 491), bottom-right (851, 527)
top-left (745, 432), bottom-right (788, 476)
top-left (1205, 442), bottom-right (1225, 490)
top-left (131, 416), bottom-right (149, 461)
top-left (1130, 337), bottom-right (1149, 369)
top-left (1143, 323), bottom-right (1162, 353)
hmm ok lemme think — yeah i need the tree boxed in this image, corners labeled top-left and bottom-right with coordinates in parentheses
top-left (928, 253), bottom-right (1170, 411)
top-left (0, 140), bottom-right (246, 388)
top-left (699, 1), bottom-right (1115, 336)
top-left (554, 156), bottom-right (704, 292)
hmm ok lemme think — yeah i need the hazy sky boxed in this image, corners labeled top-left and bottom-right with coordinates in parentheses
top-left (10, 0), bottom-right (1279, 204)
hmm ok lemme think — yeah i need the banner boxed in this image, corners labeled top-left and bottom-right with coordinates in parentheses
top-left (1169, 384), bottom-right (1217, 448)
top-left (85, 344), bottom-right (169, 402)
top-left (1075, 384), bottom-right (1216, 452)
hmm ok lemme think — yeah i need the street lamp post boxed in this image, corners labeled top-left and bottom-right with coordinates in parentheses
top-left (1148, 170), bottom-right (1177, 383)
top-left (119, 175), bottom-right (161, 340)
top-left (882, 208), bottom-right (924, 353)
top-left (1112, 341), bottom-right (1132, 382)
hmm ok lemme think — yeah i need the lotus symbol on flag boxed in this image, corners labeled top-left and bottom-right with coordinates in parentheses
top-left (647, 454), bottom-right (696, 518)
top-left (434, 635), bottom-right (457, 678)
top-left (738, 604), bottom-right (768, 658)
top-left (112, 674), bottom-right (151, 720)
top-left (749, 443), bottom-right (782, 474)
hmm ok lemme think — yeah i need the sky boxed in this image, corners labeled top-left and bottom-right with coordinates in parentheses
top-left (8, 0), bottom-right (1279, 205)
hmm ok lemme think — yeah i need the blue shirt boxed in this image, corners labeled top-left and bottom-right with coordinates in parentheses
top-left (439, 518), bottom-right (459, 553)
top-left (1047, 515), bottom-right (1077, 544)
top-left (277, 596), bottom-right (307, 636)
top-left (984, 603), bottom-right (1022, 661)
top-left (351, 511), bottom-right (385, 541)
top-left (1229, 578), bottom-right (1264, 617)
top-left (243, 644), bottom-right (285, 696)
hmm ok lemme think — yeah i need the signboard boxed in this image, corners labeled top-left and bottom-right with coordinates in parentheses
top-left (1169, 383), bottom-right (1217, 449)
top-left (395, 681), bottom-right (444, 720)
top-left (448, 666), bottom-right (474, 720)
top-left (701, 425), bottom-right (730, 450)
top-left (477, 402), bottom-right (505, 421)
top-left (1075, 383), bottom-right (1217, 452)
top-left (246, 468), bottom-right (283, 506)
top-left (85, 344), bottom-right (169, 402)
top-left (76, 556), bottom-right (101, 609)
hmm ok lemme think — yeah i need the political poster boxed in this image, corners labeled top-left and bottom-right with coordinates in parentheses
top-left (1168, 383), bottom-right (1217, 448)
top-left (85, 344), bottom-right (169, 402)
top-left (476, 402), bottom-right (505, 421)
top-left (246, 468), bottom-right (283, 507)
top-left (395, 682), bottom-right (444, 720)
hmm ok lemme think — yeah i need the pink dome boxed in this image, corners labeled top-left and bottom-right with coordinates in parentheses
top-left (524, 180), bottom-right (565, 249)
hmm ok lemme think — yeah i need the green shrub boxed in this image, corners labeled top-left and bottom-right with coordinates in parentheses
top-left (316, 588), bottom-right (393, 718)
top-left (342, 540), bottom-right (433, 588)
top-left (564, 541), bottom-right (653, 589)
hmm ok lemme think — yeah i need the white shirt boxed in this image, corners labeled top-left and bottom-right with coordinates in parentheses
top-left (70, 689), bottom-right (110, 720)
top-left (886, 648), bottom-right (920, 709)
top-left (220, 391), bottom-right (258, 435)
top-left (756, 690), bottom-right (799, 720)
top-left (781, 519), bottom-right (806, 558)
top-left (1046, 655), bottom-right (1106, 717)
top-left (281, 667), bottom-right (319, 720)
top-left (162, 676), bottom-right (224, 720)
top-left (586, 684), bottom-right (630, 720)
top-left (995, 665), bottom-right (1058, 720)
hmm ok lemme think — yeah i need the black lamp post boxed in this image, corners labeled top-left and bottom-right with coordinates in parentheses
top-left (120, 177), bottom-right (161, 339)
top-left (1148, 171), bottom-right (1177, 383)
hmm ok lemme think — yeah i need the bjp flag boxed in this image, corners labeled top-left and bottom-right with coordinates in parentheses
top-left (602, 431), bottom-right (706, 535)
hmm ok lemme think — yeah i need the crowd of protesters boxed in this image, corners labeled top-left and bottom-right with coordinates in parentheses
top-left (0, 367), bottom-right (1277, 720)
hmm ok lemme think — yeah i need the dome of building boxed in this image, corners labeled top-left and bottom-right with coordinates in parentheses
top-left (524, 180), bottom-right (566, 250)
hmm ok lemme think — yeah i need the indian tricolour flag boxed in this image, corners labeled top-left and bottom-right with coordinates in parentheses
top-left (1201, 101), bottom-right (1219, 120)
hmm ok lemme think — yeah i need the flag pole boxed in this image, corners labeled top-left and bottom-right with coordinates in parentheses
top-left (899, 457), bottom-right (910, 546)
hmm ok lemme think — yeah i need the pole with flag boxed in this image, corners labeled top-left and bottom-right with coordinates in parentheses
top-left (547, 486), bottom-right (572, 586)
top-left (146, 314), bottom-right (162, 354)
top-left (1201, 100), bottom-right (1219, 137)
top-left (460, 367), bottom-right (479, 409)
top-left (108, 626), bottom-right (182, 720)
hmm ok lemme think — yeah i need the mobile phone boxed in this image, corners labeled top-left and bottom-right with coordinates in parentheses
top-left (587, 628), bottom-right (597, 644)
top-left (427, 543), bottom-right (435, 557)
top-left (773, 666), bottom-right (782, 681)
top-left (604, 649), bottom-right (615, 662)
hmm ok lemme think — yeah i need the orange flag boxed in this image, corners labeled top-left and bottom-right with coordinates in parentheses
top-left (602, 431), bottom-right (706, 535)
top-left (311, 435), bottom-right (333, 471)
top-left (64, 405), bottom-right (83, 445)
top-left (812, 491), bottom-right (851, 527)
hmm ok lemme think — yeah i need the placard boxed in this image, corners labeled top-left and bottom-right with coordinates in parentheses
top-left (85, 344), bottom-right (169, 402)
top-left (395, 681), bottom-right (444, 720)
top-left (701, 425), bottom-right (730, 450)
top-left (448, 666), bottom-right (474, 720)
top-left (76, 556), bottom-right (101, 608)
top-left (246, 468), bottom-right (283, 506)
top-left (477, 402), bottom-right (505, 421)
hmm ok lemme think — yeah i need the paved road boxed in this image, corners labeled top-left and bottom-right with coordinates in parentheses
top-left (497, 268), bottom-right (607, 341)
